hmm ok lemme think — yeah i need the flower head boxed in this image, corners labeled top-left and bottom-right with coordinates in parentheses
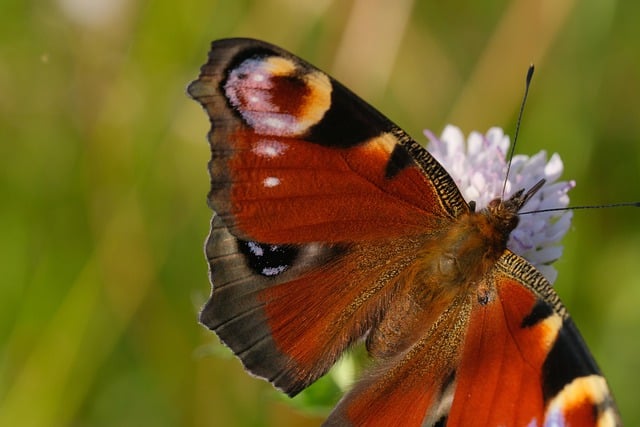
top-left (425, 125), bottom-right (575, 283)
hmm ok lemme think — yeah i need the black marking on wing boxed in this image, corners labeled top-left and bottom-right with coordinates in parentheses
top-left (541, 318), bottom-right (601, 402)
top-left (237, 240), bottom-right (300, 277)
top-left (225, 46), bottom-right (277, 75)
top-left (306, 78), bottom-right (392, 148)
top-left (218, 41), bottom-right (392, 149)
top-left (521, 299), bottom-right (554, 328)
top-left (385, 144), bottom-right (415, 179)
top-left (442, 369), bottom-right (456, 393)
top-left (434, 416), bottom-right (447, 427)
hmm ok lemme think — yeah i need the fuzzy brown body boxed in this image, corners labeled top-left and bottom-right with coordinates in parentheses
top-left (189, 38), bottom-right (621, 426)
top-left (367, 209), bottom-right (509, 359)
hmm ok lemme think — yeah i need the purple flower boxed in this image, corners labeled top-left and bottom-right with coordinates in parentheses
top-left (425, 125), bottom-right (575, 283)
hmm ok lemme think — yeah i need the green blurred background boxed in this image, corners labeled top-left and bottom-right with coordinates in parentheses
top-left (2, 0), bottom-right (640, 426)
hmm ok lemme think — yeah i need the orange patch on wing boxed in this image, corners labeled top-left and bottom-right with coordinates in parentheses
top-left (345, 382), bottom-right (435, 427)
top-left (261, 269), bottom-right (355, 369)
top-left (258, 249), bottom-right (388, 381)
top-left (261, 60), bottom-right (331, 134)
top-left (298, 70), bottom-right (331, 129)
top-left (448, 276), bottom-right (562, 426)
top-left (360, 131), bottom-right (397, 155)
top-left (226, 131), bottom-right (450, 243)
top-left (545, 375), bottom-right (616, 427)
top-left (262, 56), bottom-right (297, 76)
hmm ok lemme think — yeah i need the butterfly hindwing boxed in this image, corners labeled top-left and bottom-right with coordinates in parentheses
top-left (202, 214), bottom-right (349, 394)
top-left (448, 251), bottom-right (619, 426)
top-left (205, 213), bottom-right (446, 395)
top-left (325, 291), bottom-right (471, 426)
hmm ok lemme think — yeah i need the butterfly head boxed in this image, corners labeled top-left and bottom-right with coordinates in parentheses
top-left (484, 178), bottom-right (546, 237)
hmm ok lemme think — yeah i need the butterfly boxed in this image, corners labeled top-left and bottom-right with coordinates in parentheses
top-left (187, 38), bottom-right (621, 426)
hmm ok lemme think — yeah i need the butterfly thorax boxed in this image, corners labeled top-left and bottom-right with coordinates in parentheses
top-left (429, 188), bottom-right (538, 292)
top-left (426, 202), bottom-right (517, 289)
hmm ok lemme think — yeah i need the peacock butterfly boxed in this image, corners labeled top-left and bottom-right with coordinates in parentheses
top-left (187, 38), bottom-right (621, 426)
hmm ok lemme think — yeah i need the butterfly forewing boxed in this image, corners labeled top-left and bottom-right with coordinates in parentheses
top-left (188, 38), bottom-right (467, 244)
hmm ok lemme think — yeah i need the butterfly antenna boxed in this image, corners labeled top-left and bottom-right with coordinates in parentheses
top-left (502, 65), bottom-right (535, 198)
top-left (520, 201), bottom-right (640, 215)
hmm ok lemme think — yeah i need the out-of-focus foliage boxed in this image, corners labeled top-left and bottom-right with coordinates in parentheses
top-left (1, 1), bottom-right (639, 426)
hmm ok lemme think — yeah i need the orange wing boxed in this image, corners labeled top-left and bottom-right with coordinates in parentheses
top-left (188, 38), bottom-right (467, 244)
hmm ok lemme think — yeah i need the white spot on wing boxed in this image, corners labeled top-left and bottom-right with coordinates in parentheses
top-left (246, 241), bottom-right (264, 256)
top-left (253, 139), bottom-right (288, 158)
top-left (262, 265), bottom-right (287, 276)
top-left (263, 177), bottom-right (281, 188)
top-left (263, 116), bottom-right (286, 130)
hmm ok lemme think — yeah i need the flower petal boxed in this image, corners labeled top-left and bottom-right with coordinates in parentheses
top-left (425, 126), bottom-right (574, 283)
